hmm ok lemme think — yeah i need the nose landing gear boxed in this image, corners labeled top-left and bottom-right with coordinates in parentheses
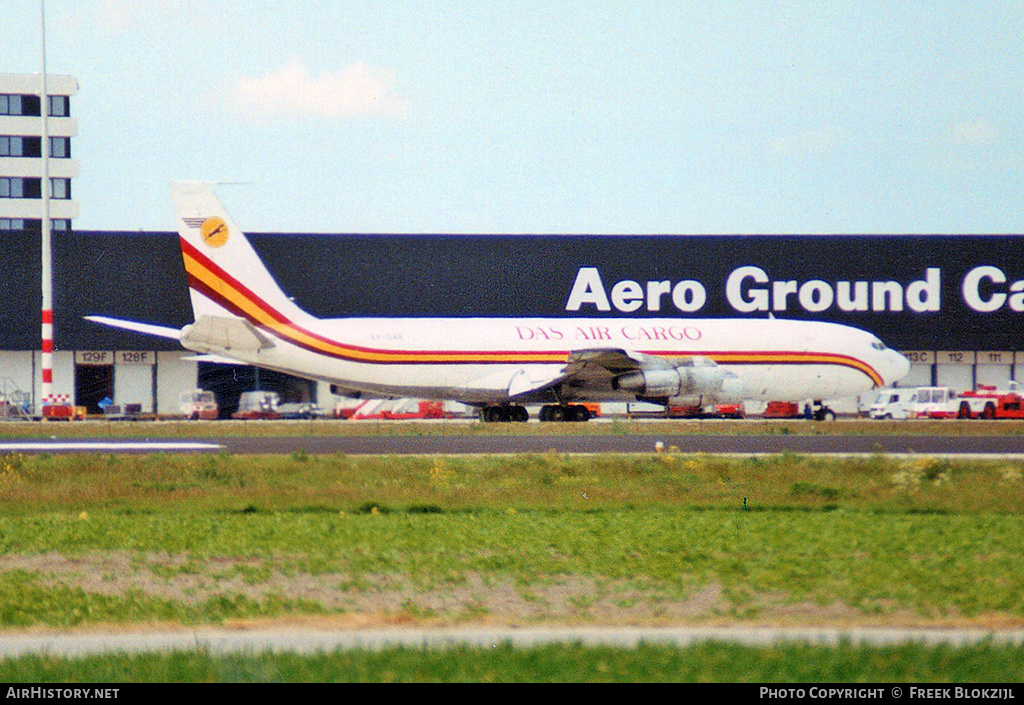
top-left (807, 401), bottom-right (836, 421)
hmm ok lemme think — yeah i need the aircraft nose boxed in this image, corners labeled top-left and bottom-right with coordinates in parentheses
top-left (888, 350), bottom-right (911, 386)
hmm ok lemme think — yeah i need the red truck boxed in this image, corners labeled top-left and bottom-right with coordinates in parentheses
top-left (917, 385), bottom-right (1024, 419)
top-left (959, 386), bottom-right (1024, 419)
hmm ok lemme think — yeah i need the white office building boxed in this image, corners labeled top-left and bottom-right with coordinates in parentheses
top-left (0, 73), bottom-right (78, 232)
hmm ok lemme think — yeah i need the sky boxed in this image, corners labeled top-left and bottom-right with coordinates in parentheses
top-left (2, 0), bottom-right (1022, 234)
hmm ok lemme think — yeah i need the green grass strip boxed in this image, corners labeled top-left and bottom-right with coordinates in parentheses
top-left (2, 642), bottom-right (1024, 683)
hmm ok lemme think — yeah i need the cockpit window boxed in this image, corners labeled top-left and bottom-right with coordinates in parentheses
top-left (871, 339), bottom-right (886, 351)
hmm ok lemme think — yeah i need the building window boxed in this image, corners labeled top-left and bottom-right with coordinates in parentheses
top-left (0, 94), bottom-right (67, 116)
top-left (49, 136), bottom-right (70, 158)
top-left (0, 178), bottom-right (69, 199)
top-left (0, 177), bottom-right (42, 199)
top-left (0, 94), bottom-right (41, 117)
top-left (0, 177), bottom-right (21, 198)
top-left (48, 95), bottom-right (70, 117)
top-left (0, 219), bottom-right (66, 232)
top-left (0, 95), bottom-right (18, 115)
top-left (50, 178), bottom-right (71, 200)
top-left (0, 136), bottom-right (43, 157)
top-left (0, 136), bottom-right (68, 158)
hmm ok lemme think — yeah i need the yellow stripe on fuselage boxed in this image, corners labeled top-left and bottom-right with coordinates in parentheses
top-left (183, 246), bottom-right (882, 382)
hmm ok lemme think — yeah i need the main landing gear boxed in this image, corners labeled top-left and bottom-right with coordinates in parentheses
top-left (538, 404), bottom-right (592, 422)
top-left (479, 405), bottom-right (529, 423)
top-left (478, 404), bottom-right (593, 423)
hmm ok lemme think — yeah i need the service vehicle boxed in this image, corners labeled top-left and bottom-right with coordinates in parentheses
top-left (957, 384), bottom-right (1024, 419)
top-left (276, 402), bottom-right (325, 419)
top-left (232, 390), bottom-right (280, 420)
top-left (762, 401), bottom-right (835, 420)
top-left (713, 402), bottom-right (745, 419)
top-left (762, 401), bottom-right (801, 419)
top-left (869, 388), bottom-right (916, 419)
top-left (179, 389), bottom-right (218, 420)
top-left (972, 392), bottom-right (1024, 419)
top-left (103, 403), bottom-right (142, 421)
top-left (913, 384), bottom-right (1024, 419)
top-left (913, 387), bottom-right (959, 418)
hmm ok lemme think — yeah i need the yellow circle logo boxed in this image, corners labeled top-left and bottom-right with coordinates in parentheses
top-left (200, 217), bottom-right (229, 248)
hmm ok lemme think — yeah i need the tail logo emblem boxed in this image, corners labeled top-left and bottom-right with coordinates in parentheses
top-left (200, 217), bottom-right (229, 248)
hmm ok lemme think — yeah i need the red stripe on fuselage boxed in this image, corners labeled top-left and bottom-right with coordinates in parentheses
top-left (180, 237), bottom-right (883, 384)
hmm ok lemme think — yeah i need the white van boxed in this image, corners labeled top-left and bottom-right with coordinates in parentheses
top-left (869, 389), bottom-right (917, 419)
top-left (179, 390), bottom-right (218, 420)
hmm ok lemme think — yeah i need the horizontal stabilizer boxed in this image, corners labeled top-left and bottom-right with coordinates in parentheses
top-left (180, 315), bottom-right (275, 354)
top-left (84, 316), bottom-right (182, 340)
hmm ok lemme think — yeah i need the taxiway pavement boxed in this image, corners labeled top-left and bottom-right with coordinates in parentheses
top-left (4, 433), bottom-right (1024, 456)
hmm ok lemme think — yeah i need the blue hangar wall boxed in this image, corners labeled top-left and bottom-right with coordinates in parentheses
top-left (1, 230), bottom-right (1023, 353)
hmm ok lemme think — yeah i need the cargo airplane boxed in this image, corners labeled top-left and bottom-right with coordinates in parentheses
top-left (87, 182), bottom-right (911, 422)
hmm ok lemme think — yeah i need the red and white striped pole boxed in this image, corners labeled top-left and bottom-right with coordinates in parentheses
top-left (41, 310), bottom-right (53, 403)
top-left (39, 0), bottom-right (54, 409)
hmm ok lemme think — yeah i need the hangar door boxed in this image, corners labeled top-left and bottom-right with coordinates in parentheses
top-left (934, 352), bottom-right (975, 392)
top-left (74, 351), bottom-right (114, 415)
top-left (198, 363), bottom-right (316, 418)
top-left (113, 351), bottom-right (157, 413)
top-left (975, 352), bottom-right (1015, 389)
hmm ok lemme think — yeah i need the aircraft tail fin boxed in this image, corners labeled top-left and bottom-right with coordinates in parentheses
top-left (171, 181), bottom-right (311, 326)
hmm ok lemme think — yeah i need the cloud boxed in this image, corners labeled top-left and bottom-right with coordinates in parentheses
top-left (951, 119), bottom-right (997, 147)
top-left (95, 0), bottom-right (200, 31)
top-left (937, 118), bottom-right (1010, 173)
top-left (216, 56), bottom-right (409, 121)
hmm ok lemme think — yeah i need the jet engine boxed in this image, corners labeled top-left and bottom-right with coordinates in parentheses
top-left (612, 356), bottom-right (743, 404)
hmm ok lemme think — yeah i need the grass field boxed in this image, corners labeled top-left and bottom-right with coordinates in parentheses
top-left (2, 447), bottom-right (1023, 681)
top-left (3, 642), bottom-right (1024, 683)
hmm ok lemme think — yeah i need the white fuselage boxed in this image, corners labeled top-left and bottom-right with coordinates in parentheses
top-left (200, 315), bottom-right (910, 405)
top-left (90, 182), bottom-right (913, 414)
top-left (162, 181), bottom-right (910, 410)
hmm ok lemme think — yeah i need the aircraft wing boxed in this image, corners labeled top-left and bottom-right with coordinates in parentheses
top-left (506, 348), bottom-right (650, 399)
top-left (506, 348), bottom-right (725, 401)
top-left (562, 348), bottom-right (651, 376)
top-left (180, 354), bottom-right (247, 365)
